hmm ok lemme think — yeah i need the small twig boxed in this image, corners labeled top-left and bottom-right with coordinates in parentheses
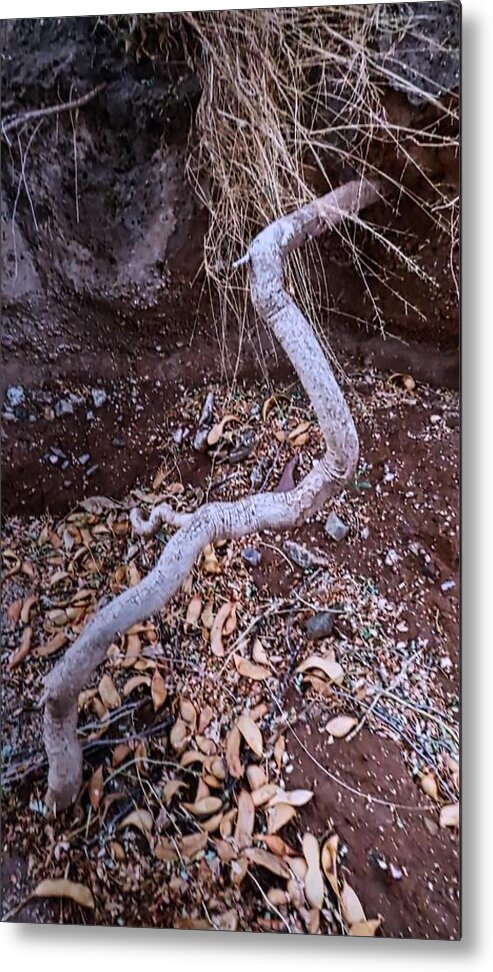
top-left (345, 646), bottom-right (423, 742)
top-left (1, 82), bottom-right (106, 137)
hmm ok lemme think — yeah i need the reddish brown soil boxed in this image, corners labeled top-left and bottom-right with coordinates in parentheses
top-left (287, 724), bottom-right (459, 940)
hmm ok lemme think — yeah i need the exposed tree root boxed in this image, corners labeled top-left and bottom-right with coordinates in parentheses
top-left (42, 178), bottom-right (381, 812)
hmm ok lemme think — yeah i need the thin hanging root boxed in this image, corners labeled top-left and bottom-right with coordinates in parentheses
top-left (42, 177), bottom-right (382, 812)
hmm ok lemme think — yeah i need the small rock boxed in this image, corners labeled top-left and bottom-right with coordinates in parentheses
top-left (284, 540), bottom-right (331, 570)
top-left (241, 547), bottom-right (262, 568)
top-left (91, 388), bottom-right (107, 408)
top-left (48, 454), bottom-right (59, 465)
top-left (6, 385), bottom-right (25, 407)
top-left (86, 410), bottom-right (95, 421)
top-left (78, 454), bottom-right (90, 465)
top-left (305, 612), bottom-right (334, 641)
top-left (86, 464), bottom-right (99, 477)
top-left (385, 549), bottom-right (399, 567)
top-left (111, 436), bottom-right (126, 448)
top-left (324, 511), bottom-right (350, 542)
top-left (440, 579), bottom-right (456, 593)
top-left (50, 447), bottom-right (68, 459)
top-left (172, 427), bottom-right (185, 445)
top-left (440, 655), bottom-right (453, 672)
top-left (69, 393), bottom-right (84, 406)
top-left (55, 399), bottom-right (74, 418)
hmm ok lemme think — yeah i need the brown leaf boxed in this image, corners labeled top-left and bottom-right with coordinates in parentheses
top-left (123, 675), bottom-right (151, 696)
top-left (439, 802), bottom-right (459, 828)
top-left (296, 655), bottom-right (344, 683)
top-left (274, 456), bottom-right (298, 493)
top-left (207, 414), bottom-right (238, 446)
top-left (180, 698), bottom-right (197, 727)
top-left (223, 601), bottom-right (238, 636)
top-left (7, 598), bottom-right (23, 624)
top-left (246, 765), bottom-right (267, 790)
top-left (88, 764), bottom-right (104, 811)
top-left (244, 847), bottom-right (291, 879)
top-left (8, 626), bottom-right (33, 670)
top-left (201, 811), bottom-right (224, 834)
top-left (180, 831), bottom-right (208, 861)
top-left (214, 839), bottom-right (237, 863)
top-left (154, 838), bottom-right (178, 862)
top-left (420, 772), bottom-right (439, 802)
top-left (237, 715), bottom-right (263, 757)
top-left (349, 919), bottom-right (381, 937)
top-left (151, 668), bottom-right (167, 710)
top-left (234, 654), bottom-right (270, 681)
top-left (225, 725), bottom-right (244, 778)
top-left (302, 833), bottom-right (324, 909)
top-left (163, 779), bottom-right (187, 802)
top-left (325, 715), bottom-right (357, 738)
top-left (321, 834), bottom-right (339, 897)
top-left (185, 594), bottom-right (202, 625)
top-left (256, 834), bottom-right (295, 856)
top-left (202, 544), bottom-right (221, 575)
top-left (119, 809), bottom-right (154, 836)
top-left (198, 705), bottom-right (214, 733)
top-left (98, 674), bottom-right (121, 709)
top-left (267, 788), bottom-right (314, 808)
top-left (210, 601), bottom-right (234, 657)
top-left (340, 879), bottom-right (366, 926)
top-left (20, 595), bottom-right (38, 625)
top-left (182, 796), bottom-right (223, 818)
top-left (234, 790), bottom-right (255, 850)
top-left (267, 802), bottom-right (297, 835)
top-left (252, 783), bottom-right (278, 808)
top-left (112, 744), bottom-right (130, 768)
top-left (33, 878), bottom-right (95, 909)
top-left (36, 631), bottom-right (68, 659)
top-left (274, 735), bottom-right (285, 770)
top-left (170, 718), bottom-right (189, 753)
top-left (288, 420), bottom-right (311, 441)
top-left (252, 638), bottom-right (272, 667)
top-left (123, 632), bottom-right (142, 668)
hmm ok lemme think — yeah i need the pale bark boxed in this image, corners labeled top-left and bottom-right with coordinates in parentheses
top-left (42, 178), bottom-right (381, 811)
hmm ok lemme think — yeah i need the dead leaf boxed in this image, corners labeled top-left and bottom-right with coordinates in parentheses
top-left (244, 847), bottom-right (291, 879)
top-left (252, 638), bottom-right (272, 667)
top-left (154, 838), bottom-right (178, 862)
top-left (182, 796), bottom-right (223, 818)
top-left (210, 601), bottom-right (235, 657)
top-left (123, 675), bottom-right (151, 696)
top-left (81, 496), bottom-right (118, 514)
top-left (207, 414), bottom-right (238, 446)
top-left (225, 725), bottom-right (244, 778)
top-left (237, 715), bottom-right (263, 757)
top-left (180, 698), bottom-right (197, 727)
top-left (151, 668), bottom-right (167, 710)
top-left (325, 715), bottom-right (357, 738)
top-left (180, 831), bottom-right (208, 861)
top-left (302, 833), bottom-right (324, 909)
top-left (296, 655), bottom-right (344, 682)
top-left (201, 811), bottom-right (224, 834)
top-left (267, 788), bottom-right (314, 808)
top-left (201, 601), bottom-right (214, 629)
top-left (256, 834), bottom-right (295, 856)
top-left (440, 802), bottom-right (459, 828)
top-left (119, 809), bottom-right (154, 836)
top-left (202, 544), bottom-right (221, 575)
top-left (98, 674), bottom-right (121, 710)
top-left (36, 631), bottom-right (68, 658)
top-left (267, 803), bottom-right (297, 834)
top-left (163, 779), bottom-right (187, 802)
top-left (214, 839), bottom-right (237, 863)
top-left (7, 599), bottom-right (22, 625)
top-left (274, 735), bottom-right (285, 770)
top-left (33, 878), bottom-right (95, 909)
top-left (112, 744), bottom-right (130, 767)
top-left (420, 772), bottom-right (439, 802)
top-left (234, 790), bottom-right (255, 850)
top-left (349, 918), bottom-right (381, 937)
top-left (251, 784), bottom-right (278, 808)
top-left (288, 420), bottom-right (311, 441)
top-left (321, 834), bottom-right (339, 897)
top-left (185, 594), bottom-right (202, 625)
top-left (170, 719), bottom-right (189, 753)
top-left (341, 879), bottom-right (366, 926)
top-left (234, 654), bottom-right (270, 681)
top-left (8, 626), bottom-right (33, 670)
top-left (246, 765), bottom-right (267, 790)
top-left (88, 764), bottom-right (104, 811)
top-left (20, 595), bottom-right (38, 624)
top-left (123, 632), bottom-right (142, 668)
top-left (223, 601), bottom-right (237, 636)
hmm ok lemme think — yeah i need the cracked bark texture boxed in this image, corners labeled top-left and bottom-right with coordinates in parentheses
top-left (42, 178), bottom-right (381, 811)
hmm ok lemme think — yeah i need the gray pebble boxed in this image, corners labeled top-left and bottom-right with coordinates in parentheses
top-left (305, 612), bottom-right (335, 641)
top-left (91, 388), bottom-right (107, 408)
top-left (6, 385), bottom-right (25, 407)
top-left (241, 547), bottom-right (262, 568)
top-left (324, 511), bottom-right (350, 542)
top-left (55, 399), bottom-right (74, 418)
